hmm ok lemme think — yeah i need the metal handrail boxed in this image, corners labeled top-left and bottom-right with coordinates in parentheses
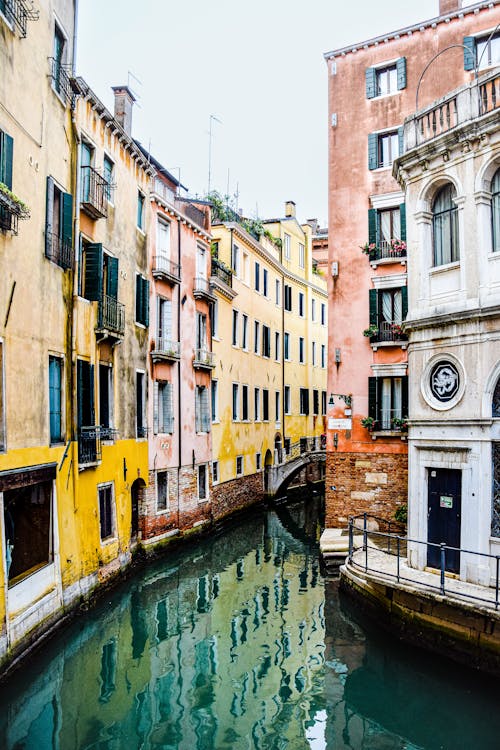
top-left (153, 255), bottom-right (180, 280)
top-left (348, 514), bottom-right (500, 610)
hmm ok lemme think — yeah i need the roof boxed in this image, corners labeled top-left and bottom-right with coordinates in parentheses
top-left (134, 141), bottom-right (188, 191)
top-left (324, 0), bottom-right (500, 60)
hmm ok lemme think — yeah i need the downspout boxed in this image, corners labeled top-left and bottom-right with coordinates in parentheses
top-left (177, 217), bottom-right (182, 530)
top-left (69, 81), bottom-right (81, 505)
top-left (280, 232), bottom-right (285, 450)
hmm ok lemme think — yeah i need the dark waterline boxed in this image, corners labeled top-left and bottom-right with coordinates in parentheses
top-left (0, 492), bottom-right (499, 750)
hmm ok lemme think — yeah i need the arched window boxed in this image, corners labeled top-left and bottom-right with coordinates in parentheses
top-left (492, 168), bottom-right (500, 253)
top-left (432, 184), bottom-right (458, 266)
top-left (493, 376), bottom-right (500, 418)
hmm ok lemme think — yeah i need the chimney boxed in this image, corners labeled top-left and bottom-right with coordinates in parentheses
top-left (307, 218), bottom-right (319, 233)
top-left (285, 200), bottom-right (296, 218)
top-left (111, 85), bottom-right (136, 135)
top-left (439, 0), bottom-right (461, 15)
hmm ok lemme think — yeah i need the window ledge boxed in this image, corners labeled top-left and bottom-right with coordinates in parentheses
top-left (370, 257), bottom-right (407, 269)
top-left (371, 340), bottom-right (408, 351)
top-left (487, 251), bottom-right (500, 261)
top-left (371, 430), bottom-right (407, 441)
top-left (429, 260), bottom-right (460, 276)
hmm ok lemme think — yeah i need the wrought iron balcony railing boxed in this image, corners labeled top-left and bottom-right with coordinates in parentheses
top-left (1, 0), bottom-right (39, 37)
top-left (48, 57), bottom-right (73, 104)
top-left (367, 240), bottom-right (407, 263)
top-left (0, 186), bottom-right (30, 235)
top-left (151, 338), bottom-right (181, 362)
top-left (0, 205), bottom-right (18, 234)
top-left (78, 426), bottom-right (102, 465)
top-left (193, 348), bottom-right (216, 369)
top-left (45, 231), bottom-right (73, 269)
top-left (152, 255), bottom-right (181, 284)
top-left (211, 257), bottom-right (233, 287)
top-left (374, 320), bottom-right (408, 344)
top-left (100, 427), bottom-right (118, 442)
top-left (80, 165), bottom-right (110, 219)
top-left (97, 294), bottom-right (125, 336)
top-left (368, 409), bottom-right (408, 433)
top-left (137, 425), bottom-right (148, 439)
top-left (193, 276), bottom-right (216, 301)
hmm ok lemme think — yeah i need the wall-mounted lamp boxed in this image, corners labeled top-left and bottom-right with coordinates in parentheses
top-left (333, 433), bottom-right (338, 449)
top-left (335, 348), bottom-right (341, 368)
top-left (328, 393), bottom-right (335, 406)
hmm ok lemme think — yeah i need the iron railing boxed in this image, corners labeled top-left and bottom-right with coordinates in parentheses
top-left (78, 426), bottom-right (101, 465)
top-left (137, 425), bottom-right (148, 439)
top-left (373, 320), bottom-right (408, 344)
top-left (193, 277), bottom-right (215, 299)
top-left (367, 240), bottom-right (407, 262)
top-left (153, 255), bottom-right (181, 282)
top-left (48, 58), bottom-right (72, 104)
top-left (100, 427), bottom-right (118, 442)
top-left (348, 514), bottom-right (500, 611)
top-left (277, 435), bottom-right (326, 464)
top-left (368, 408), bottom-right (408, 433)
top-left (97, 294), bottom-right (125, 335)
top-left (80, 165), bottom-right (110, 218)
top-left (1, 0), bottom-right (39, 37)
top-left (152, 338), bottom-right (180, 360)
top-left (211, 257), bottom-right (233, 287)
top-left (0, 206), bottom-right (18, 234)
top-left (193, 348), bottom-right (215, 369)
top-left (45, 231), bottom-right (73, 269)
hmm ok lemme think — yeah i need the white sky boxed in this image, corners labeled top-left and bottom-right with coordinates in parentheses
top-left (77, 0), bottom-right (448, 224)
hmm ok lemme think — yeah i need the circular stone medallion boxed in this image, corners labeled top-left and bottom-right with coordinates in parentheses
top-left (429, 361), bottom-right (460, 403)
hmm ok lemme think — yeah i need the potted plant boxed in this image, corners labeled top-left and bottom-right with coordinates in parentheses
top-left (391, 416), bottom-right (408, 431)
top-left (363, 324), bottom-right (379, 338)
top-left (360, 242), bottom-right (377, 257)
top-left (390, 322), bottom-right (404, 338)
top-left (360, 416), bottom-right (375, 430)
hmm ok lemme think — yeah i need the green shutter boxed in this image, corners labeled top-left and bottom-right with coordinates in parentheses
top-left (401, 285), bottom-right (408, 320)
top-left (0, 131), bottom-right (13, 189)
top-left (369, 288), bottom-right (378, 326)
top-left (89, 363), bottom-right (95, 426)
top-left (142, 277), bottom-right (150, 327)
top-left (77, 360), bottom-right (84, 428)
top-left (45, 176), bottom-right (54, 259)
top-left (107, 256), bottom-right (118, 299)
top-left (136, 274), bottom-right (141, 322)
top-left (399, 203), bottom-right (406, 242)
top-left (398, 126), bottom-right (404, 156)
top-left (368, 377), bottom-right (377, 422)
top-left (368, 133), bottom-right (378, 170)
top-left (365, 67), bottom-right (377, 99)
top-left (401, 375), bottom-right (409, 418)
top-left (396, 57), bottom-right (407, 90)
top-left (61, 191), bottom-right (73, 248)
top-left (463, 36), bottom-right (476, 71)
top-left (84, 243), bottom-right (103, 301)
top-left (368, 208), bottom-right (377, 244)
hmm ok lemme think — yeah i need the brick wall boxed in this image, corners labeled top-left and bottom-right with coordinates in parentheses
top-left (212, 471), bottom-right (265, 522)
top-left (325, 451), bottom-right (407, 527)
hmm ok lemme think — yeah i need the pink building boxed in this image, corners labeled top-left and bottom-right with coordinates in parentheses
top-left (324, 0), bottom-right (500, 527)
top-left (136, 146), bottom-right (214, 546)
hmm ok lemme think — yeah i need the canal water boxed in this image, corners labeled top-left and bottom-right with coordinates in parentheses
top-left (1, 493), bottom-right (500, 750)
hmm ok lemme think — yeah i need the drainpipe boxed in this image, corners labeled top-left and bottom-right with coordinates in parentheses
top-left (281, 232), bottom-right (285, 450)
top-left (177, 217), bottom-right (182, 530)
top-left (70, 85), bottom-right (81, 496)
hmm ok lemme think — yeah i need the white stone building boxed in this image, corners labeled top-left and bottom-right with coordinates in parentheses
top-left (395, 66), bottom-right (500, 584)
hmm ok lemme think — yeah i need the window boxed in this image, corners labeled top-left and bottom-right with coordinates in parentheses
top-left (99, 363), bottom-right (114, 440)
top-left (49, 356), bottom-right (63, 443)
top-left (77, 359), bottom-right (96, 463)
top-left (242, 384), bottom-right (249, 421)
top-left (275, 391), bottom-right (280, 423)
top-left (299, 337), bottom-right (305, 364)
top-left (136, 372), bottom-right (146, 438)
top-left (299, 388), bottom-right (309, 415)
top-left (321, 344), bottom-right (326, 368)
top-left (137, 191), bottom-right (145, 230)
top-left (198, 464), bottom-right (207, 501)
top-left (275, 279), bottom-right (281, 305)
top-left (98, 484), bottom-right (115, 541)
top-left (284, 285), bottom-right (292, 312)
top-left (241, 314), bottom-right (248, 350)
top-left (256, 453), bottom-right (261, 470)
top-left (368, 376), bottom-right (408, 431)
top-left (465, 32), bottom-right (500, 71)
top-left (135, 274), bottom-right (149, 326)
top-left (312, 341), bottom-right (316, 366)
top-left (232, 383), bottom-right (239, 421)
top-left (210, 299), bottom-right (219, 338)
top-left (368, 287), bottom-right (407, 341)
top-left (275, 332), bottom-right (280, 361)
top-left (157, 218), bottom-right (170, 257)
top-left (196, 312), bottom-right (207, 351)
top-left (51, 22), bottom-right (69, 101)
top-left (492, 169), bottom-right (500, 253)
top-left (299, 292), bottom-right (305, 317)
top-left (368, 129), bottom-right (402, 170)
top-left (103, 156), bottom-right (114, 202)
top-left (212, 461), bottom-right (219, 484)
top-left (0, 128), bottom-right (14, 233)
top-left (263, 268), bottom-right (268, 297)
top-left (232, 309), bottom-right (239, 346)
top-left (157, 471), bottom-right (169, 512)
top-left (80, 242), bottom-right (119, 310)
top-left (432, 184), bottom-right (459, 266)
top-left (254, 321), bottom-right (260, 354)
top-left (313, 390), bottom-right (319, 416)
top-left (284, 233), bottom-right (291, 260)
top-left (366, 58), bottom-right (406, 98)
top-left (262, 325), bottom-right (271, 358)
top-left (0, 341), bottom-right (4, 451)
top-left (284, 385), bottom-right (291, 415)
top-left (321, 303), bottom-right (326, 325)
top-left (298, 243), bottom-right (305, 269)
top-left (322, 391), bottom-right (327, 416)
top-left (284, 332), bottom-right (290, 360)
top-left (254, 388), bottom-right (260, 421)
top-left (154, 381), bottom-right (174, 434)
top-left (311, 299), bottom-right (316, 321)
top-left (262, 389), bottom-right (269, 421)
top-left (211, 380), bottom-right (218, 422)
top-left (236, 456), bottom-right (244, 476)
top-left (255, 261), bottom-right (260, 291)
top-left (232, 244), bottom-right (240, 278)
top-left (45, 177), bottom-right (73, 268)
top-left (195, 385), bottom-right (210, 432)
top-left (367, 205), bottom-right (405, 252)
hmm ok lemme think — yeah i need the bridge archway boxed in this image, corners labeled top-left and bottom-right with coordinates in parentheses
top-left (266, 449), bottom-right (326, 497)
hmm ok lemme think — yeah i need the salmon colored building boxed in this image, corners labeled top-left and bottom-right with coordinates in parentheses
top-left (324, 0), bottom-right (500, 527)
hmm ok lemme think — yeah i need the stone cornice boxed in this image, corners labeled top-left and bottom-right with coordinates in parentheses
top-left (406, 302), bottom-right (500, 330)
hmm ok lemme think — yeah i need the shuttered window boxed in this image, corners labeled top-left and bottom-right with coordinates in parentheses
top-left (368, 129), bottom-right (402, 170)
top-left (196, 385), bottom-right (210, 432)
top-left (463, 36), bottom-right (476, 71)
top-left (135, 274), bottom-right (150, 326)
top-left (366, 58), bottom-right (406, 100)
top-left (49, 356), bottom-right (63, 443)
top-left (0, 130), bottom-right (13, 189)
top-left (45, 176), bottom-right (73, 268)
top-left (154, 381), bottom-right (174, 434)
top-left (368, 376), bottom-right (408, 431)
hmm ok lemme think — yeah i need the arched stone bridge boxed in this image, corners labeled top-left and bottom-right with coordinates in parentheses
top-left (265, 439), bottom-right (326, 497)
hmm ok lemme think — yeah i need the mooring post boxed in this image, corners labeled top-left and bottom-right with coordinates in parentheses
top-left (440, 543), bottom-right (446, 595)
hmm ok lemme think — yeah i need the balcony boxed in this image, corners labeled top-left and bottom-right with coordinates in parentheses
top-left (152, 255), bottom-right (181, 285)
top-left (193, 348), bottom-right (216, 370)
top-left (366, 240), bottom-right (407, 266)
top-left (1, 0), bottom-right (39, 38)
top-left (96, 294), bottom-right (125, 340)
top-left (80, 165), bottom-right (110, 219)
top-left (78, 426), bottom-right (102, 465)
top-left (193, 276), bottom-right (216, 302)
top-left (48, 58), bottom-right (73, 105)
top-left (100, 427), bottom-right (118, 442)
top-left (151, 338), bottom-right (181, 364)
top-left (0, 186), bottom-right (30, 235)
top-left (369, 321), bottom-right (408, 349)
top-left (45, 231), bottom-right (73, 269)
top-left (211, 257), bottom-right (232, 287)
top-left (368, 410), bottom-right (408, 438)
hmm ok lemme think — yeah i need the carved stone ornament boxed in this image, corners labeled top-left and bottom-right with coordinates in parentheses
top-left (429, 361), bottom-right (460, 403)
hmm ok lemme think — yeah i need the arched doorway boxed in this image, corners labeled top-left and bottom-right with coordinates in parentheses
top-left (130, 478), bottom-right (146, 541)
top-left (274, 433), bottom-right (282, 464)
top-left (264, 449), bottom-right (273, 492)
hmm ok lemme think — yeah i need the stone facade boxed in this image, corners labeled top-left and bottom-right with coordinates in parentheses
top-left (212, 472), bottom-right (265, 523)
top-left (326, 451), bottom-right (408, 527)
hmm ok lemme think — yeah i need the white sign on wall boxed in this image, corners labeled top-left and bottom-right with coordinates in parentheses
top-left (328, 418), bottom-right (352, 430)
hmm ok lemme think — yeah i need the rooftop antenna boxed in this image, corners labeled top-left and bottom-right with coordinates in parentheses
top-left (207, 114), bottom-right (222, 196)
top-left (127, 70), bottom-right (142, 107)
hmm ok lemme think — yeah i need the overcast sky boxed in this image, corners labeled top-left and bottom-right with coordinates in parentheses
top-left (77, 0), bottom-right (449, 224)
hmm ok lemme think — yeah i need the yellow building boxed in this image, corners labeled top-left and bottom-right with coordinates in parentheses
top-left (210, 200), bottom-right (327, 514)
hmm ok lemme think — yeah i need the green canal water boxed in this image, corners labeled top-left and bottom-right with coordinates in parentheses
top-left (1, 493), bottom-right (499, 749)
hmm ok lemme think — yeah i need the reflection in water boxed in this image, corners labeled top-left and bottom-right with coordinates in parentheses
top-left (0, 494), bottom-right (499, 749)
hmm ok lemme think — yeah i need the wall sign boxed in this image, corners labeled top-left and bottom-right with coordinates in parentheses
top-left (328, 418), bottom-right (352, 430)
top-left (440, 495), bottom-right (453, 509)
top-left (430, 361), bottom-right (460, 403)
